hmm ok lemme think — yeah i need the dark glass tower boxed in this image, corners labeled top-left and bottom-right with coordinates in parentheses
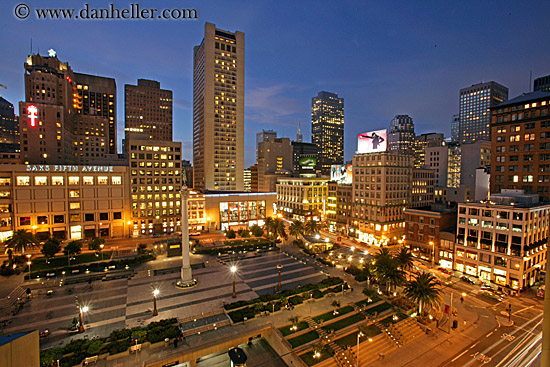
top-left (388, 114), bottom-right (415, 155)
top-left (311, 91), bottom-right (344, 175)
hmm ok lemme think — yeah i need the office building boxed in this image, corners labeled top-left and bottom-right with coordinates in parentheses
top-left (256, 129), bottom-right (277, 159)
top-left (0, 163), bottom-right (130, 242)
top-left (455, 191), bottom-right (549, 290)
top-left (425, 142), bottom-right (462, 188)
top-left (0, 97), bottom-right (19, 147)
top-left (276, 177), bottom-right (329, 222)
top-left (291, 141), bottom-right (319, 175)
top-left (411, 168), bottom-right (435, 208)
top-left (351, 153), bottom-right (412, 246)
top-left (451, 114), bottom-right (460, 143)
top-left (490, 91), bottom-right (550, 200)
top-left (295, 121), bottom-right (303, 143)
top-left (404, 204), bottom-right (457, 265)
top-left (243, 168), bottom-right (251, 191)
top-left (534, 75), bottom-right (550, 93)
top-left (388, 114), bottom-right (415, 156)
top-left (459, 81), bottom-right (508, 144)
top-left (460, 140), bottom-right (491, 198)
top-left (311, 91), bottom-right (344, 174)
top-left (124, 79), bottom-right (172, 143)
top-left (257, 137), bottom-right (293, 192)
top-left (249, 164), bottom-right (258, 192)
top-left (413, 133), bottom-right (444, 168)
top-left (0, 330), bottom-right (39, 367)
top-left (327, 181), bottom-right (352, 234)
top-left (127, 135), bottom-right (182, 236)
top-left (74, 73), bottom-right (117, 154)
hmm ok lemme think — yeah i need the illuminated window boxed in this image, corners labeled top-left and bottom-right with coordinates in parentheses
top-left (16, 176), bottom-right (30, 186)
top-left (69, 190), bottom-right (80, 198)
top-left (52, 176), bottom-right (64, 185)
top-left (69, 202), bottom-right (80, 210)
top-left (97, 176), bottom-right (108, 185)
top-left (35, 177), bottom-right (48, 185)
top-left (69, 177), bottom-right (79, 185)
top-left (83, 176), bottom-right (94, 185)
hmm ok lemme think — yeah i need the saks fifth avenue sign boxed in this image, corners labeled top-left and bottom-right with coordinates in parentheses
top-left (26, 165), bottom-right (114, 172)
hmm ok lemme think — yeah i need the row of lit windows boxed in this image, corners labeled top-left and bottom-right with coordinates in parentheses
top-left (16, 176), bottom-right (122, 186)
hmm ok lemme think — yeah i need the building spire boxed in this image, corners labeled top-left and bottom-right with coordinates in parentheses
top-left (296, 120), bottom-right (303, 142)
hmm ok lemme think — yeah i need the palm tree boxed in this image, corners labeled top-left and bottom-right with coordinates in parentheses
top-left (305, 220), bottom-right (319, 235)
top-left (272, 218), bottom-right (287, 239)
top-left (373, 248), bottom-right (395, 293)
top-left (288, 315), bottom-right (300, 330)
top-left (361, 262), bottom-right (374, 288)
top-left (404, 272), bottom-right (443, 315)
top-left (4, 229), bottom-right (39, 255)
top-left (395, 248), bottom-right (414, 280)
top-left (289, 220), bottom-right (304, 241)
top-left (263, 217), bottom-right (274, 238)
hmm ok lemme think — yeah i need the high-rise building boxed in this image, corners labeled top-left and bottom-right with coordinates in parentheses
top-left (459, 81), bottom-right (508, 144)
top-left (451, 114), bottom-right (460, 143)
top-left (256, 129), bottom-right (277, 159)
top-left (425, 142), bottom-right (461, 189)
top-left (257, 137), bottom-right (293, 192)
top-left (295, 121), bottom-right (303, 143)
top-left (193, 22), bottom-right (245, 191)
top-left (0, 97), bottom-right (19, 147)
top-left (291, 141), bottom-right (319, 174)
top-left (351, 152), bottom-right (412, 246)
top-left (74, 73), bottom-right (117, 154)
top-left (460, 140), bottom-right (491, 197)
top-left (311, 91), bottom-right (344, 175)
top-left (277, 177), bottom-right (329, 222)
top-left (19, 53), bottom-right (76, 165)
top-left (490, 91), bottom-right (550, 200)
top-left (243, 168), bottom-right (251, 192)
top-left (413, 133), bottom-right (444, 168)
top-left (410, 168), bottom-right (435, 208)
top-left (127, 134), bottom-right (182, 236)
top-left (388, 115), bottom-right (415, 156)
top-left (534, 75), bottom-right (550, 93)
top-left (124, 79), bottom-right (173, 143)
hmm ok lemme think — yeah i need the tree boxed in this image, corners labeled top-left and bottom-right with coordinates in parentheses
top-left (263, 217), bottom-right (274, 237)
top-left (374, 248), bottom-right (404, 294)
top-left (4, 229), bottom-right (39, 255)
top-left (63, 241), bottom-right (82, 256)
top-left (288, 315), bottom-right (299, 328)
top-left (224, 229), bottom-right (236, 239)
top-left (88, 237), bottom-right (105, 252)
top-left (250, 224), bottom-right (263, 237)
top-left (395, 248), bottom-right (414, 280)
top-left (361, 262), bottom-right (374, 288)
top-left (272, 218), bottom-right (287, 239)
top-left (305, 220), bottom-right (319, 235)
top-left (289, 220), bottom-right (304, 240)
top-left (331, 300), bottom-right (340, 315)
top-left (404, 272), bottom-right (443, 315)
top-left (41, 238), bottom-right (61, 263)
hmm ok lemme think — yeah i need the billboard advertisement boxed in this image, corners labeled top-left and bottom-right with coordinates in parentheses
top-left (299, 157), bottom-right (317, 170)
top-left (331, 164), bottom-right (352, 184)
top-left (357, 129), bottom-right (387, 153)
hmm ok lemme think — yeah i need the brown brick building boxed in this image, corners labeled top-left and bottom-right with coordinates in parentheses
top-left (490, 91), bottom-right (550, 200)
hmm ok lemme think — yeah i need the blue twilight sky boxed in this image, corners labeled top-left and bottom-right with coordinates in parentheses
top-left (1, 0), bottom-right (549, 167)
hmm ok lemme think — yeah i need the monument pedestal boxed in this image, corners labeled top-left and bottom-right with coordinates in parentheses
top-left (176, 186), bottom-right (198, 289)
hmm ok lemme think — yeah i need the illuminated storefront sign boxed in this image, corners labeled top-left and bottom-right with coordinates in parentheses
top-left (330, 164), bottom-right (352, 184)
top-left (26, 165), bottom-right (114, 172)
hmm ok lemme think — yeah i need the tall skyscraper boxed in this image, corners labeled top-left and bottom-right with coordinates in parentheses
top-left (534, 75), bottom-right (550, 93)
top-left (257, 137), bottom-right (292, 192)
top-left (74, 73), bottom-right (117, 154)
top-left (124, 79), bottom-right (173, 143)
top-left (0, 97), bottom-right (19, 146)
top-left (388, 114), bottom-right (415, 155)
top-left (256, 129), bottom-right (277, 159)
top-left (459, 81), bottom-right (508, 144)
top-left (311, 91), bottom-right (344, 175)
top-left (193, 22), bottom-right (245, 191)
top-left (413, 133), bottom-right (444, 168)
top-left (451, 113), bottom-right (460, 143)
top-left (295, 121), bottom-right (303, 142)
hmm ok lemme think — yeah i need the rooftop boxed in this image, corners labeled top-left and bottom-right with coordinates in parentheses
top-left (0, 330), bottom-right (34, 346)
top-left (493, 91), bottom-right (550, 108)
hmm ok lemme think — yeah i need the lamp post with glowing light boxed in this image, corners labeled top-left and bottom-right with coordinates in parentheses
top-left (152, 289), bottom-right (159, 316)
top-left (26, 254), bottom-right (31, 280)
top-left (356, 331), bottom-right (365, 367)
top-left (78, 305), bottom-right (88, 333)
top-left (429, 241), bottom-right (435, 266)
top-left (277, 264), bottom-right (283, 289)
top-left (231, 266), bottom-right (237, 298)
top-left (99, 244), bottom-right (104, 261)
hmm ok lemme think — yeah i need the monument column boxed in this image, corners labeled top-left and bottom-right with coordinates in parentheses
top-left (177, 186), bottom-right (196, 288)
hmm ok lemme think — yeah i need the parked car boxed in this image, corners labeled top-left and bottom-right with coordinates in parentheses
top-left (460, 276), bottom-right (476, 284)
top-left (39, 329), bottom-right (49, 338)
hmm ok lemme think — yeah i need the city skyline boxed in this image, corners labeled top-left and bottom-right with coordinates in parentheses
top-left (1, 0), bottom-right (549, 168)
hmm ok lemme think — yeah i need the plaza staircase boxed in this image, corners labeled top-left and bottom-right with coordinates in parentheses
top-left (0, 286), bottom-right (26, 313)
top-left (387, 318), bottom-right (424, 345)
top-left (356, 332), bottom-right (398, 366)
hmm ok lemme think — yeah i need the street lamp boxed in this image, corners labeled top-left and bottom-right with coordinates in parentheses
top-left (78, 306), bottom-right (88, 333)
top-left (26, 254), bottom-right (31, 280)
top-left (152, 289), bottom-right (159, 316)
top-left (99, 244), bottom-right (104, 261)
top-left (277, 264), bottom-right (283, 289)
top-left (429, 241), bottom-right (435, 267)
top-left (357, 331), bottom-right (365, 367)
top-left (231, 266), bottom-right (237, 298)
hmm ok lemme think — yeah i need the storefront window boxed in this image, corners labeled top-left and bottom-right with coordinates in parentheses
top-left (69, 176), bottom-right (79, 185)
top-left (83, 176), bottom-right (94, 185)
top-left (112, 176), bottom-right (122, 185)
top-left (34, 176), bottom-right (47, 186)
top-left (17, 176), bottom-right (30, 186)
top-left (52, 176), bottom-right (64, 185)
top-left (98, 176), bottom-right (108, 185)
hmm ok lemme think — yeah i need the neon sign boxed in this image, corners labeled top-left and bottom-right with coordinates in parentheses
top-left (27, 105), bottom-right (38, 127)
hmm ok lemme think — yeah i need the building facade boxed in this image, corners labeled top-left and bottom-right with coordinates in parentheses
top-left (534, 75), bottom-right (550, 93)
top-left (256, 129), bottom-right (277, 159)
top-left (451, 114), bottom-right (460, 144)
top-left (0, 97), bottom-right (19, 147)
top-left (459, 81), bottom-right (508, 144)
top-left (388, 114), bottom-right (415, 156)
top-left (193, 22), bottom-right (245, 191)
top-left (291, 141), bottom-right (319, 175)
top-left (460, 140), bottom-right (491, 198)
top-left (0, 164), bottom-right (130, 242)
top-left (257, 137), bottom-right (293, 192)
top-left (327, 182), bottom-right (352, 234)
top-left (351, 153), bottom-right (412, 246)
top-left (276, 177), bottom-right (328, 222)
top-left (74, 73), bottom-right (117, 154)
top-left (413, 133), bottom-right (444, 169)
top-left (127, 135), bottom-right (182, 236)
top-left (124, 79), bottom-right (172, 143)
top-left (490, 91), bottom-right (550, 200)
top-left (455, 192), bottom-right (549, 290)
top-left (411, 168), bottom-right (435, 208)
top-left (311, 91), bottom-right (344, 175)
